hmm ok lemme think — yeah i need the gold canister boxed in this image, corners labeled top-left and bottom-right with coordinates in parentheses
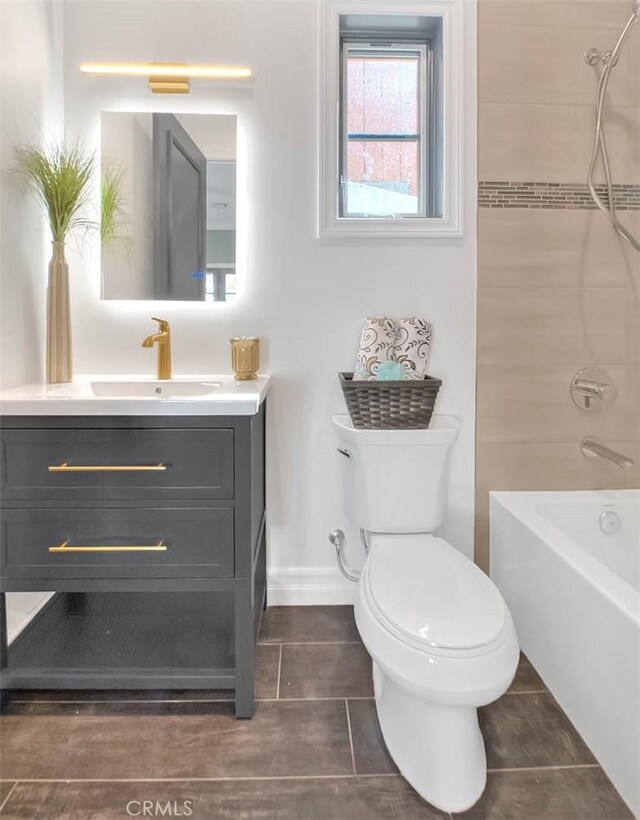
top-left (230, 336), bottom-right (260, 380)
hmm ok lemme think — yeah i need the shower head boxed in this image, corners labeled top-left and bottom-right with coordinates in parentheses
top-left (634, 0), bottom-right (640, 16)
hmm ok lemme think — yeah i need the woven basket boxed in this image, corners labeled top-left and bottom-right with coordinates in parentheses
top-left (339, 372), bottom-right (442, 429)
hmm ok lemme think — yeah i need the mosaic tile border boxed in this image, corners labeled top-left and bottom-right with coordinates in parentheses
top-left (479, 181), bottom-right (640, 210)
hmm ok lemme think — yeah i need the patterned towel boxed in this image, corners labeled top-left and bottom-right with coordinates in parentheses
top-left (353, 316), bottom-right (399, 381)
top-left (394, 317), bottom-right (433, 380)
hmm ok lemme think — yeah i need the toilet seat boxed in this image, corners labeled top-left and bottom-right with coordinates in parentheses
top-left (363, 534), bottom-right (508, 657)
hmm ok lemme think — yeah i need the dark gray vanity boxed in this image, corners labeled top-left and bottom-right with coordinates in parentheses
top-left (0, 404), bottom-right (266, 718)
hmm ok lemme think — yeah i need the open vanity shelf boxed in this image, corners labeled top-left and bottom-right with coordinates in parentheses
top-left (5, 588), bottom-right (265, 691)
top-left (0, 406), bottom-right (266, 717)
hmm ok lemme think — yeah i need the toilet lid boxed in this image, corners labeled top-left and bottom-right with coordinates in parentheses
top-left (365, 535), bottom-right (507, 651)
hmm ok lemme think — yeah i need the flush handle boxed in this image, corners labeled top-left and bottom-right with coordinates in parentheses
top-left (337, 448), bottom-right (352, 459)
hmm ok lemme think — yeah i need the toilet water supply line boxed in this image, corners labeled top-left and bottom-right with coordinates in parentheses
top-left (586, 3), bottom-right (640, 251)
top-left (329, 528), bottom-right (369, 582)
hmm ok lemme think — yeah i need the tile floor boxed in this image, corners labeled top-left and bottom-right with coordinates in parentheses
top-left (0, 606), bottom-right (633, 819)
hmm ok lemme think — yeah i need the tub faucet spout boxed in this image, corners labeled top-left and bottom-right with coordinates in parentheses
top-left (581, 437), bottom-right (634, 470)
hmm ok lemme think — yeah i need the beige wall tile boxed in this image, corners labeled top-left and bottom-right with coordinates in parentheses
top-left (627, 361), bottom-right (640, 437)
top-left (476, 363), bottom-right (632, 443)
top-left (624, 441), bottom-right (640, 487)
top-left (475, 519), bottom-right (490, 573)
top-left (628, 293), bottom-right (640, 365)
top-left (480, 23), bottom-right (639, 106)
top-left (478, 208), bottom-right (640, 289)
top-left (480, 0), bottom-right (634, 30)
top-left (477, 287), bottom-right (630, 366)
top-left (479, 102), bottom-right (640, 183)
top-left (611, 105), bottom-right (640, 183)
top-left (476, 0), bottom-right (640, 519)
top-left (475, 440), bottom-right (631, 518)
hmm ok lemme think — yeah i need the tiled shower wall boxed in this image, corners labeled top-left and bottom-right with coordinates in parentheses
top-left (476, 0), bottom-right (640, 570)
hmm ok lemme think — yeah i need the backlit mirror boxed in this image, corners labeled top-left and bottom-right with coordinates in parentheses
top-left (100, 112), bottom-right (237, 301)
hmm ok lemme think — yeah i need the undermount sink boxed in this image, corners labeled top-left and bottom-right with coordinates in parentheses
top-left (89, 379), bottom-right (223, 398)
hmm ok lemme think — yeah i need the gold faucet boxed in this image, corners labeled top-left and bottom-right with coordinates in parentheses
top-left (141, 317), bottom-right (172, 380)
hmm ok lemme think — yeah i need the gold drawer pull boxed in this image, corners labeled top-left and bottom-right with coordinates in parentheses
top-left (49, 540), bottom-right (167, 553)
top-left (48, 463), bottom-right (167, 472)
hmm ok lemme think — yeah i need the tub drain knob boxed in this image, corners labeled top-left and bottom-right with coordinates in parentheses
top-left (600, 510), bottom-right (620, 535)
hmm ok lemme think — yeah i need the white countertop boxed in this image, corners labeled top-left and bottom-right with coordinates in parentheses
top-left (0, 375), bottom-right (270, 416)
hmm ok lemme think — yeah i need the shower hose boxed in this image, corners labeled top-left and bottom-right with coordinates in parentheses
top-left (587, 8), bottom-right (640, 251)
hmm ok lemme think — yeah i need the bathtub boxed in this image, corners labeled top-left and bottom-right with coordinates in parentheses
top-left (490, 490), bottom-right (640, 817)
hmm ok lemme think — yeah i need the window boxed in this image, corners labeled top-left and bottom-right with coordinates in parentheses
top-left (205, 268), bottom-right (237, 302)
top-left (340, 42), bottom-right (429, 219)
top-left (320, 2), bottom-right (463, 238)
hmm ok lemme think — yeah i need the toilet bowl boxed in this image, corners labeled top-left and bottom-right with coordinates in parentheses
top-left (356, 533), bottom-right (519, 812)
top-left (332, 414), bottom-right (519, 813)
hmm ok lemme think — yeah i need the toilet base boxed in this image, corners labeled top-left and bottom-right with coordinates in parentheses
top-left (374, 664), bottom-right (487, 813)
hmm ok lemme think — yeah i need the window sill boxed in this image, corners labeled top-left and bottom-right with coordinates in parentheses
top-left (319, 215), bottom-right (463, 239)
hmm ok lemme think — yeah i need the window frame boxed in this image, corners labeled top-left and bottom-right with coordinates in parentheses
top-left (319, 0), bottom-right (464, 239)
top-left (339, 41), bottom-right (430, 219)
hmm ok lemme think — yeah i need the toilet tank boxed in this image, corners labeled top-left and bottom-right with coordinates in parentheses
top-left (332, 414), bottom-right (460, 533)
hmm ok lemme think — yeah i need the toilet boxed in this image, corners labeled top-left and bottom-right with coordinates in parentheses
top-left (332, 414), bottom-right (519, 814)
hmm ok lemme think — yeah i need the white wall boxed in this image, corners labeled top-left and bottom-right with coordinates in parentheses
top-left (0, 0), bottom-right (64, 388)
top-left (0, 0), bottom-right (64, 636)
top-left (101, 112), bottom-right (154, 299)
top-left (177, 113), bottom-right (237, 161)
top-left (60, 0), bottom-right (476, 603)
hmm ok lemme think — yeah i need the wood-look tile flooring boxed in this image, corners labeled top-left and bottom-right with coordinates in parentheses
top-left (0, 606), bottom-right (633, 819)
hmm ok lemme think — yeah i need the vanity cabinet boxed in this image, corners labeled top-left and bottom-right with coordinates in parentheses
top-left (0, 406), bottom-right (266, 718)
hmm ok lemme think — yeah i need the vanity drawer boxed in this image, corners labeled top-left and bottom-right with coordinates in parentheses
top-left (0, 428), bottom-right (234, 501)
top-left (0, 507), bottom-right (234, 581)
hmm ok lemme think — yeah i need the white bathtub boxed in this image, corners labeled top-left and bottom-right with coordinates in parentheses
top-left (490, 490), bottom-right (640, 817)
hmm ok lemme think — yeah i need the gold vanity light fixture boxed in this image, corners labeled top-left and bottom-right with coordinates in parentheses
top-left (79, 62), bottom-right (252, 94)
top-left (230, 337), bottom-right (260, 381)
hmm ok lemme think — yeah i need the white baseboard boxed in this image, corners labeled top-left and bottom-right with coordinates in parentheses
top-left (267, 567), bottom-right (356, 606)
top-left (6, 592), bottom-right (54, 644)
